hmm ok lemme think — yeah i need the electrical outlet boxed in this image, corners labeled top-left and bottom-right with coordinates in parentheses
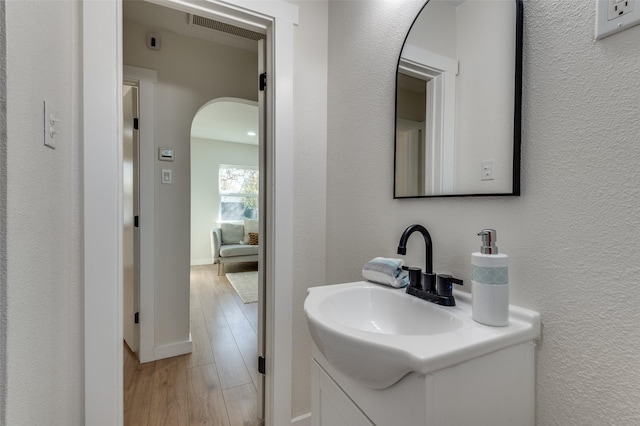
top-left (609, 0), bottom-right (635, 20)
top-left (595, 0), bottom-right (640, 39)
top-left (481, 160), bottom-right (494, 181)
top-left (43, 100), bottom-right (59, 149)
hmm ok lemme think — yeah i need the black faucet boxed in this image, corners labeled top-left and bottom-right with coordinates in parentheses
top-left (397, 224), bottom-right (463, 306)
top-left (397, 224), bottom-right (433, 274)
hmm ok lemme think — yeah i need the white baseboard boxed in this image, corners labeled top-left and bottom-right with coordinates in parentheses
top-left (291, 413), bottom-right (311, 426)
top-left (153, 333), bottom-right (193, 360)
top-left (191, 258), bottom-right (212, 266)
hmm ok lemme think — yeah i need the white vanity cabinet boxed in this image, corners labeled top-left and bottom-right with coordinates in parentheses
top-left (311, 341), bottom-right (536, 426)
top-left (312, 359), bottom-right (374, 426)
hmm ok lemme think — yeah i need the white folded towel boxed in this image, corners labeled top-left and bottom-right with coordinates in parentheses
top-left (362, 257), bottom-right (409, 288)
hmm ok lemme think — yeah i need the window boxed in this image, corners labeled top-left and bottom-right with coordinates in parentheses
top-left (219, 165), bottom-right (259, 221)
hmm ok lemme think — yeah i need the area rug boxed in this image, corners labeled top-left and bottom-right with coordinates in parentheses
top-left (226, 271), bottom-right (258, 304)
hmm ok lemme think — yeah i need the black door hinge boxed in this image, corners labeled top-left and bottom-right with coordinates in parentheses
top-left (134, 312), bottom-right (139, 324)
top-left (134, 216), bottom-right (139, 228)
top-left (258, 356), bottom-right (265, 375)
top-left (133, 118), bottom-right (139, 130)
top-left (259, 73), bottom-right (267, 91)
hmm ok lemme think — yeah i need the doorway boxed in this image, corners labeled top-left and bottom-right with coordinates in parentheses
top-left (122, 1), bottom-right (266, 423)
top-left (83, 1), bottom-right (297, 424)
top-left (189, 97), bottom-right (263, 422)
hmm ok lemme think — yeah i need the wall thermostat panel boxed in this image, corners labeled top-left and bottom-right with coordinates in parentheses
top-left (158, 147), bottom-right (174, 161)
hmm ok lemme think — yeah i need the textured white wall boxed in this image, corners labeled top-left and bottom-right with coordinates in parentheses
top-left (290, 0), bottom-right (328, 419)
top-left (190, 138), bottom-right (258, 264)
top-left (123, 10), bottom-right (257, 348)
top-left (327, 0), bottom-right (640, 424)
top-left (5, 1), bottom-right (83, 424)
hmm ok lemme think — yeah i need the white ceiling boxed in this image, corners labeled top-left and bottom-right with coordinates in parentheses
top-left (191, 99), bottom-right (259, 145)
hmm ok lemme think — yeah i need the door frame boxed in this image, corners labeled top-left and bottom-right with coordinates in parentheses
top-left (398, 46), bottom-right (458, 195)
top-left (82, 1), bottom-right (298, 425)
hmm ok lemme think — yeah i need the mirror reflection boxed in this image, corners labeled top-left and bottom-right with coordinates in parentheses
top-left (395, 0), bottom-right (522, 197)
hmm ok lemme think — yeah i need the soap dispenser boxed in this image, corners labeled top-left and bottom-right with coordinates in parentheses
top-left (471, 229), bottom-right (509, 326)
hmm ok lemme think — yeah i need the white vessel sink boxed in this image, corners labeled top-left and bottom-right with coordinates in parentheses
top-left (304, 281), bottom-right (540, 389)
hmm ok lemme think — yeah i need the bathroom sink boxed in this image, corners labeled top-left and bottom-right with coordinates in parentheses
top-left (316, 284), bottom-right (463, 335)
top-left (304, 281), bottom-right (540, 389)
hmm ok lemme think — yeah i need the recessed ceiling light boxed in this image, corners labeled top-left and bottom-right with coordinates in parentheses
top-left (247, 131), bottom-right (256, 136)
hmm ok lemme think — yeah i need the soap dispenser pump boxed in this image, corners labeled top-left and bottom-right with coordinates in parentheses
top-left (471, 229), bottom-right (509, 326)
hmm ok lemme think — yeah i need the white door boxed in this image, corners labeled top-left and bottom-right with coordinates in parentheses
top-left (123, 84), bottom-right (140, 353)
top-left (257, 37), bottom-right (266, 420)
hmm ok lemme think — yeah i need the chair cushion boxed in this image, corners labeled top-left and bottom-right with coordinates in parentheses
top-left (219, 244), bottom-right (259, 258)
top-left (221, 223), bottom-right (244, 244)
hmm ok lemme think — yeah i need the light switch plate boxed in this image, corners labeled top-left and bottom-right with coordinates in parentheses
top-left (481, 160), bottom-right (495, 181)
top-left (595, 0), bottom-right (640, 39)
top-left (161, 169), bottom-right (172, 184)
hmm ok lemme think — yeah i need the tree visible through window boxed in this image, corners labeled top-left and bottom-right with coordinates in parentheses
top-left (219, 165), bottom-right (258, 221)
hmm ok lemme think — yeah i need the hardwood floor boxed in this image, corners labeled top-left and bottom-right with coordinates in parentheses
top-left (124, 263), bottom-right (263, 426)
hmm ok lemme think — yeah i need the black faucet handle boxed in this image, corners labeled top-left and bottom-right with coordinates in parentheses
top-left (422, 272), bottom-right (437, 294)
top-left (436, 274), bottom-right (464, 297)
top-left (402, 266), bottom-right (422, 289)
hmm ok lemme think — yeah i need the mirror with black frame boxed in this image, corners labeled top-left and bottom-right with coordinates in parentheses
top-left (394, 0), bottom-right (522, 198)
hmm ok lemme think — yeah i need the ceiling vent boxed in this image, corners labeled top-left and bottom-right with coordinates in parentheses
top-left (188, 14), bottom-right (264, 41)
